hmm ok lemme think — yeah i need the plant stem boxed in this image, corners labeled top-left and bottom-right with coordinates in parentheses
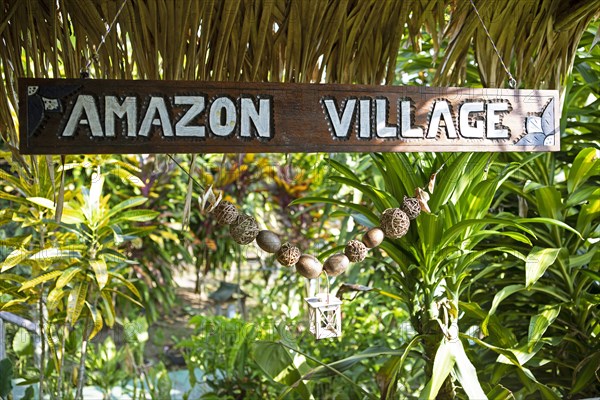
top-left (75, 313), bottom-right (91, 400)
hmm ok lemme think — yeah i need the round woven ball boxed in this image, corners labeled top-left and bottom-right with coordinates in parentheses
top-left (323, 253), bottom-right (349, 277)
top-left (344, 239), bottom-right (368, 262)
top-left (402, 196), bottom-right (421, 220)
top-left (276, 242), bottom-right (301, 266)
top-left (380, 208), bottom-right (410, 239)
top-left (213, 201), bottom-right (238, 225)
top-left (229, 213), bottom-right (259, 245)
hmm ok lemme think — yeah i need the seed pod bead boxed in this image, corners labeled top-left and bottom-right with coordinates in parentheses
top-left (402, 196), bottom-right (421, 220)
top-left (362, 227), bottom-right (385, 248)
top-left (380, 208), bottom-right (410, 239)
top-left (229, 213), bottom-right (260, 245)
top-left (213, 201), bottom-right (238, 225)
top-left (296, 254), bottom-right (323, 279)
top-left (256, 230), bottom-right (282, 253)
top-left (277, 242), bottom-right (301, 266)
top-left (345, 239), bottom-right (368, 262)
top-left (323, 253), bottom-right (350, 277)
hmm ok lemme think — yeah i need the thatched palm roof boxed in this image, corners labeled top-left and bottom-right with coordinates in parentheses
top-left (1, 0), bottom-right (598, 146)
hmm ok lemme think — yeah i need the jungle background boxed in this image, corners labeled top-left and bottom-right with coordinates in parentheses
top-left (0, 1), bottom-right (599, 399)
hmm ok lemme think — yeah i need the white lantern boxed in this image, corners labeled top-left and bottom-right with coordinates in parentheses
top-left (305, 293), bottom-right (342, 339)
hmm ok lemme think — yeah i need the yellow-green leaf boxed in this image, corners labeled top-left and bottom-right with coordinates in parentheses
top-left (66, 281), bottom-right (88, 324)
top-left (26, 196), bottom-right (55, 210)
top-left (1, 248), bottom-right (31, 272)
top-left (90, 259), bottom-right (108, 290)
top-left (55, 267), bottom-right (82, 289)
top-left (19, 270), bottom-right (62, 291)
top-left (100, 291), bottom-right (116, 328)
top-left (526, 247), bottom-right (561, 288)
top-left (108, 272), bottom-right (142, 300)
top-left (86, 301), bottom-right (104, 340)
top-left (47, 287), bottom-right (67, 310)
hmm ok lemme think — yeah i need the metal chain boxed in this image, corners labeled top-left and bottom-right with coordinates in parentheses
top-left (469, 0), bottom-right (517, 88)
top-left (81, 0), bottom-right (129, 78)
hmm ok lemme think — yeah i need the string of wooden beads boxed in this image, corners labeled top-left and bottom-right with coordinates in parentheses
top-left (208, 194), bottom-right (422, 278)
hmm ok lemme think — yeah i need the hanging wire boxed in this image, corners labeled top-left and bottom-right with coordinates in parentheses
top-left (81, 0), bottom-right (129, 78)
top-left (468, 0), bottom-right (517, 88)
top-left (168, 154), bottom-right (205, 191)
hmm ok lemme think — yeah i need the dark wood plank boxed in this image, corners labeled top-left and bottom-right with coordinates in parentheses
top-left (18, 78), bottom-right (560, 154)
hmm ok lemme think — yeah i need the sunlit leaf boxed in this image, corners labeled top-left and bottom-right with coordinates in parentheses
top-left (526, 247), bottom-right (561, 288)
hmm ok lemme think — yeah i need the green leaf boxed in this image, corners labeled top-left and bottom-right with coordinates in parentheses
top-left (526, 247), bottom-right (561, 288)
top-left (108, 272), bottom-right (142, 300)
top-left (486, 384), bottom-right (514, 400)
top-left (55, 266), bottom-right (82, 289)
top-left (571, 351), bottom-right (600, 395)
top-left (67, 281), bottom-right (88, 324)
top-left (515, 217), bottom-right (583, 240)
top-left (19, 270), bottom-right (62, 291)
top-left (111, 209), bottom-right (159, 223)
top-left (47, 286), bottom-right (67, 310)
top-left (29, 248), bottom-right (81, 261)
top-left (90, 259), bottom-right (108, 290)
top-left (482, 284), bottom-right (524, 336)
top-left (535, 187), bottom-right (562, 220)
top-left (568, 148), bottom-right (599, 194)
top-left (26, 196), bottom-right (56, 210)
top-left (528, 306), bottom-right (560, 351)
top-left (12, 328), bottom-right (32, 356)
top-left (252, 341), bottom-right (312, 400)
top-left (452, 340), bottom-right (487, 400)
top-left (0, 358), bottom-right (13, 397)
top-left (0, 248), bottom-right (31, 272)
top-left (86, 301), bottom-right (104, 340)
top-left (420, 339), bottom-right (455, 400)
top-left (105, 196), bottom-right (149, 220)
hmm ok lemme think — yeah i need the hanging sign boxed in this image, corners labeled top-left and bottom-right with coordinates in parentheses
top-left (19, 78), bottom-right (559, 154)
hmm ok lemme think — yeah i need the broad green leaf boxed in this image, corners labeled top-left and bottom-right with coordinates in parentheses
top-left (55, 266), bottom-right (82, 289)
top-left (90, 259), bottom-right (108, 290)
top-left (486, 384), bottom-right (514, 400)
top-left (452, 340), bottom-right (487, 400)
top-left (526, 247), bottom-right (561, 288)
top-left (67, 281), bottom-right (88, 324)
top-left (306, 345), bottom-right (404, 380)
top-left (0, 358), bottom-right (13, 398)
top-left (19, 270), bottom-right (62, 291)
top-left (568, 147), bottom-right (599, 193)
top-left (515, 217), bottom-right (582, 240)
top-left (108, 272), bottom-right (142, 300)
top-left (528, 306), bottom-right (560, 351)
top-left (47, 287), bottom-right (67, 310)
top-left (482, 285), bottom-right (524, 336)
top-left (111, 209), bottom-right (159, 223)
top-left (535, 187), bottom-right (562, 220)
top-left (571, 351), bottom-right (600, 394)
top-left (29, 248), bottom-right (81, 261)
top-left (12, 327), bottom-right (32, 356)
top-left (100, 291), bottom-right (116, 328)
top-left (420, 339), bottom-right (455, 400)
top-left (26, 196), bottom-right (55, 210)
top-left (86, 301), bottom-right (104, 340)
top-left (105, 196), bottom-right (149, 220)
top-left (252, 341), bottom-right (312, 400)
top-left (1, 248), bottom-right (31, 272)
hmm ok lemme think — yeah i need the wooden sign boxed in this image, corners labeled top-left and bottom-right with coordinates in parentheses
top-left (18, 78), bottom-right (560, 154)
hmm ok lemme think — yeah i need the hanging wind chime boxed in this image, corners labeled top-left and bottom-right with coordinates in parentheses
top-left (202, 183), bottom-right (424, 340)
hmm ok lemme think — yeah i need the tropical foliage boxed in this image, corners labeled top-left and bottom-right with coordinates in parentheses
top-left (0, 1), bottom-right (599, 400)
